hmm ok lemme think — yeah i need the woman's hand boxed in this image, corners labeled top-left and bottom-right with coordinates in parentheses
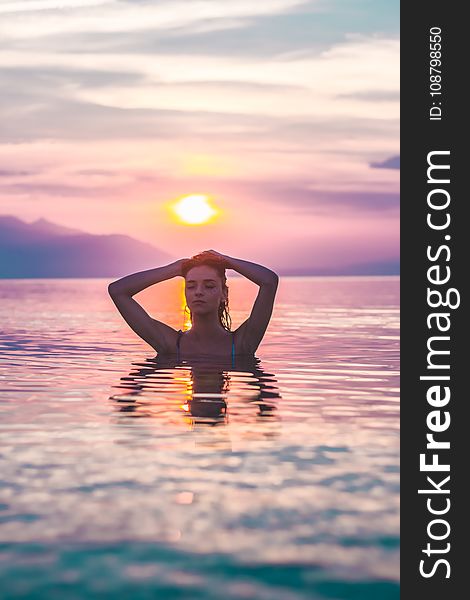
top-left (196, 249), bottom-right (231, 268)
top-left (178, 257), bottom-right (190, 276)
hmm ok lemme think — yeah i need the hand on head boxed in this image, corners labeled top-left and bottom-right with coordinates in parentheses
top-left (192, 249), bottom-right (228, 266)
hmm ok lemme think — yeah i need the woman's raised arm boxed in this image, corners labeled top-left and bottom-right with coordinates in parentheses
top-left (108, 259), bottom-right (186, 353)
top-left (108, 260), bottom-right (185, 296)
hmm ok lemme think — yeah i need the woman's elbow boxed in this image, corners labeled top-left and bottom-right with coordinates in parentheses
top-left (263, 271), bottom-right (279, 288)
top-left (108, 281), bottom-right (123, 296)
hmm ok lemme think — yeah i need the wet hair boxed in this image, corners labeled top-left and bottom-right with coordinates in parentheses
top-left (181, 253), bottom-right (232, 331)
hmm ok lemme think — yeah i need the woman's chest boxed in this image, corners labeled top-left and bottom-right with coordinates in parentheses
top-left (180, 334), bottom-right (234, 356)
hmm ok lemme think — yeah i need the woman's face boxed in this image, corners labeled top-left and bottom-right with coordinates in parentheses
top-left (184, 265), bottom-right (227, 316)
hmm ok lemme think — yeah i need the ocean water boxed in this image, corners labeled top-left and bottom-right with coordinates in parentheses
top-left (0, 276), bottom-right (399, 599)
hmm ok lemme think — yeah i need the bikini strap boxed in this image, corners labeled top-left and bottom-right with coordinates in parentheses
top-left (231, 331), bottom-right (235, 367)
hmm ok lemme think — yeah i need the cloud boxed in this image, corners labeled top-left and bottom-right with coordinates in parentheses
top-left (1, 13), bottom-right (399, 136)
top-left (0, 66), bottom-right (146, 90)
top-left (240, 181), bottom-right (400, 214)
top-left (0, 169), bottom-right (36, 177)
top-left (0, 42), bottom-right (397, 137)
top-left (337, 90), bottom-right (400, 102)
top-left (0, 0), bottom-right (115, 13)
top-left (370, 155), bottom-right (400, 169)
top-left (0, 57), bottom-right (396, 145)
top-left (0, 92), bottom-right (272, 143)
top-left (0, 0), bottom-right (312, 38)
top-left (7, 12), bottom-right (338, 60)
top-left (1, 0), bottom-right (399, 137)
top-left (0, 182), bottom-right (107, 197)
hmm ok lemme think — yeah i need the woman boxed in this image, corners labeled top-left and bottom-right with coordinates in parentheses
top-left (108, 249), bottom-right (279, 362)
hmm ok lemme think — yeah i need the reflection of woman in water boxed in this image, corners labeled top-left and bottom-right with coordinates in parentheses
top-left (111, 355), bottom-right (280, 431)
top-left (108, 249), bottom-right (278, 364)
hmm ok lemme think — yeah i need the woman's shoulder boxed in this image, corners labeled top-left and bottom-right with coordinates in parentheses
top-left (232, 324), bottom-right (255, 355)
top-left (149, 320), bottom-right (180, 353)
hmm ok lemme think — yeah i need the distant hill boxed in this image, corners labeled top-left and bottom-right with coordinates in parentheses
top-left (0, 215), bottom-right (399, 278)
top-left (0, 216), bottom-right (172, 278)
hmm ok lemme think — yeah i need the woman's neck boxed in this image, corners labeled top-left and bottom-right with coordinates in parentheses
top-left (189, 314), bottom-right (227, 338)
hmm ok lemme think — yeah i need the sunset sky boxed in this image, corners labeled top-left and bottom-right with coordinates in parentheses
top-left (0, 0), bottom-right (399, 272)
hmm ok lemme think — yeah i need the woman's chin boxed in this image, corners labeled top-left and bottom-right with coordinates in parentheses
top-left (190, 303), bottom-right (211, 314)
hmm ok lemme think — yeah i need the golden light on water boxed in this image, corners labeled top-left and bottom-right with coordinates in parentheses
top-left (170, 194), bottom-right (218, 225)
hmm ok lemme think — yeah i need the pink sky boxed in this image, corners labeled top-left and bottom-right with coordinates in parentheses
top-left (0, 0), bottom-right (399, 272)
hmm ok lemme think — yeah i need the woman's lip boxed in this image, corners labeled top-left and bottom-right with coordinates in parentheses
top-left (193, 300), bottom-right (206, 304)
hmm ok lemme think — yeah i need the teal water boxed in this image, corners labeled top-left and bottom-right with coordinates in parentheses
top-left (0, 276), bottom-right (399, 599)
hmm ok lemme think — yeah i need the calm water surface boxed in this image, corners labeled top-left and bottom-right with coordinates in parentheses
top-left (0, 276), bottom-right (399, 599)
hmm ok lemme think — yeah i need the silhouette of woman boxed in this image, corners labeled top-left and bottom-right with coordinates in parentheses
top-left (108, 250), bottom-right (279, 363)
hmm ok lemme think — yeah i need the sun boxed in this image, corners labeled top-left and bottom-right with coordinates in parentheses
top-left (171, 194), bottom-right (218, 225)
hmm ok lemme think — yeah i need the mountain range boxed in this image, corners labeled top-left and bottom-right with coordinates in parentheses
top-left (0, 215), bottom-right (399, 278)
top-left (0, 215), bottom-right (172, 278)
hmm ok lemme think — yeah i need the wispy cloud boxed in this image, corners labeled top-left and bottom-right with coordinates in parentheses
top-left (0, 168), bottom-right (37, 177)
top-left (0, 0), bottom-right (115, 13)
top-left (370, 155), bottom-right (400, 169)
top-left (0, 0), bottom-right (311, 37)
